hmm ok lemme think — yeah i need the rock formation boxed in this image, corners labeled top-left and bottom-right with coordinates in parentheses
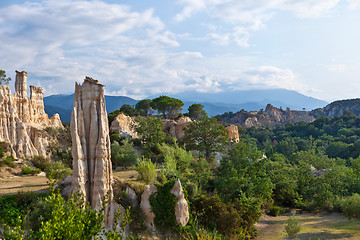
top-left (218, 104), bottom-right (315, 127)
top-left (0, 70), bottom-right (63, 158)
top-left (170, 179), bottom-right (190, 226)
top-left (109, 113), bottom-right (138, 138)
top-left (70, 77), bottom-right (121, 228)
top-left (162, 116), bottom-right (192, 139)
top-left (226, 125), bottom-right (239, 142)
top-left (140, 184), bottom-right (158, 231)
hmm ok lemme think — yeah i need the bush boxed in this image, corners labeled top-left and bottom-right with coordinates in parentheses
top-left (3, 156), bottom-right (15, 167)
top-left (21, 166), bottom-right (41, 175)
top-left (284, 214), bottom-right (301, 238)
top-left (111, 138), bottom-right (139, 169)
top-left (45, 161), bottom-right (72, 182)
top-left (268, 206), bottom-right (282, 217)
top-left (31, 155), bottom-right (51, 171)
top-left (0, 146), bottom-right (4, 159)
top-left (135, 157), bottom-right (157, 184)
top-left (149, 181), bottom-right (179, 230)
top-left (193, 194), bottom-right (261, 238)
top-left (339, 193), bottom-right (360, 220)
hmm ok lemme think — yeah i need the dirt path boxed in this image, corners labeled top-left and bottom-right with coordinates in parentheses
top-left (255, 212), bottom-right (360, 240)
top-left (0, 175), bottom-right (48, 195)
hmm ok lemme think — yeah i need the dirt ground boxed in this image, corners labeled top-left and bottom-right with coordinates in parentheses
top-left (0, 175), bottom-right (48, 195)
top-left (255, 212), bottom-right (360, 240)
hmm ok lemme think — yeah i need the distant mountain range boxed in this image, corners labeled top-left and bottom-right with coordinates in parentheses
top-left (44, 94), bottom-right (137, 122)
top-left (44, 88), bottom-right (328, 122)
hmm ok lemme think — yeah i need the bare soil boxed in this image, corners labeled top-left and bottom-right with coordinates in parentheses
top-left (0, 175), bottom-right (48, 195)
top-left (255, 212), bottom-right (360, 240)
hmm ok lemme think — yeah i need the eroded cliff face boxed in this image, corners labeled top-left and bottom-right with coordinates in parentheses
top-left (0, 70), bottom-right (63, 158)
top-left (70, 76), bottom-right (121, 228)
top-left (162, 116), bottom-right (192, 140)
top-left (109, 113), bottom-right (138, 138)
top-left (220, 104), bottom-right (315, 127)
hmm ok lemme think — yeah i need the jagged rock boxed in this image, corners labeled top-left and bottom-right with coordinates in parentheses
top-left (310, 165), bottom-right (328, 177)
top-left (140, 184), bottom-right (158, 231)
top-left (0, 70), bottom-right (63, 159)
top-left (110, 113), bottom-right (138, 138)
top-left (219, 104), bottom-right (315, 127)
top-left (162, 116), bottom-right (192, 139)
top-left (226, 125), bottom-right (239, 142)
top-left (125, 186), bottom-right (138, 207)
top-left (171, 179), bottom-right (189, 226)
top-left (70, 76), bottom-right (122, 228)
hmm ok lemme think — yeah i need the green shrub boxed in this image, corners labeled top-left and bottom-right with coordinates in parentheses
top-left (0, 146), bottom-right (4, 159)
top-left (135, 157), bottom-right (157, 184)
top-left (3, 156), bottom-right (15, 167)
top-left (149, 181), bottom-right (179, 230)
top-left (339, 193), bottom-right (360, 220)
top-left (31, 155), bottom-right (51, 171)
top-left (21, 166), bottom-right (32, 175)
top-left (268, 206), bottom-right (282, 217)
top-left (284, 214), bottom-right (301, 238)
top-left (193, 194), bottom-right (261, 238)
top-left (45, 161), bottom-right (72, 182)
top-left (21, 166), bottom-right (41, 175)
top-left (111, 138), bottom-right (139, 169)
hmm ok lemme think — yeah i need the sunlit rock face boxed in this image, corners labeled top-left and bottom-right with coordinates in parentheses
top-left (162, 116), bottom-right (192, 140)
top-left (0, 70), bottom-right (63, 159)
top-left (110, 113), bottom-right (138, 138)
top-left (171, 179), bottom-right (189, 226)
top-left (70, 76), bottom-right (122, 228)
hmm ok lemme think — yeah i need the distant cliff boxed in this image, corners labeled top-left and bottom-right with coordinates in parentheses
top-left (311, 99), bottom-right (360, 118)
top-left (217, 104), bottom-right (315, 127)
top-left (218, 99), bottom-right (360, 127)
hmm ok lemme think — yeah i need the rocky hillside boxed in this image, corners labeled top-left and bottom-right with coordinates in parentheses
top-left (217, 104), bottom-right (315, 127)
top-left (0, 70), bottom-right (63, 158)
top-left (311, 99), bottom-right (360, 118)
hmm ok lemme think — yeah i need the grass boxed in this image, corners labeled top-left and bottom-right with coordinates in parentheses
top-left (255, 212), bottom-right (360, 240)
top-left (0, 176), bottom-right (48, 195)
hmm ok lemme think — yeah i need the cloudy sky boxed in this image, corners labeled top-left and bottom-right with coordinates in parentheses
top-left (0, 0), bottom-right (360, 101)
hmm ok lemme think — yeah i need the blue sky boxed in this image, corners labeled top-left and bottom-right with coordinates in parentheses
top-left (0, 0), bottom-right (360, 101)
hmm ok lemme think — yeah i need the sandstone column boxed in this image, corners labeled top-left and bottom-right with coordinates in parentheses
top-left (70, 76), bottom-right (120, 227)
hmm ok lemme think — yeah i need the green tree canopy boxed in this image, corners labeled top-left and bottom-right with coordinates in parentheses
top-left (150, 95), bottom-right (184, 119)
top-left (182, 116), bottom-right (229, 162)
top-left (135, 99), bottom-right (153, 116)
top-left (119, 104), bottom-right (139, 117)
top-left (188, 103), bottom-right (207, 120)
top-left (0, 70), bottom-right (11, 86)
top-left (135, 116), bottom-right (167, 157)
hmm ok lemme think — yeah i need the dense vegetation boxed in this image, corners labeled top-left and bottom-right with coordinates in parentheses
top-left (5, 97), bottom-right (360, 239)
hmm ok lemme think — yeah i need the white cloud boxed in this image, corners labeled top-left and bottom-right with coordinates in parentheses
top-left (174, 0), bottom-right (341, 47)
top-left (347, 0), bottom-right (360, 9)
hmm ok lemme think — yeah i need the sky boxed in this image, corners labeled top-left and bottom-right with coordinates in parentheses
top-left (0, 0), bottom-right (360, 102)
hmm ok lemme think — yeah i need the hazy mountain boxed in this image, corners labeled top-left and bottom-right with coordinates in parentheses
top-left (44, 94), bottom-right (138, 122)
top-left (44, 88), bottom-right (328, 122)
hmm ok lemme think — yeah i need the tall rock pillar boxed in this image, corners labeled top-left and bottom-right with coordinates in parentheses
top-left (70, 76), bottom-right (120, 227)
top-left (15, 70), bottom-right (27, 99)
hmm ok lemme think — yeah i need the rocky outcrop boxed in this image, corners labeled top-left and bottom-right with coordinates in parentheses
top-left (226, 125), bottom-right (239, 142)
top-left (171, 179), bottom-right (190, 226)
top-left (218, 104), bottom-right (315, 127)
top-left (140, 184), bottom-right (158, 231)
top-left (311, 98), bottom-right (360, 118)
top-left (162, 116), bottom-right (192, 139)
top-left (70, 76), bottom-right (121, 228)
top-left (0, 70), bottom-right (63, 159)
top-left (109, 113), bottom-right (138, 138)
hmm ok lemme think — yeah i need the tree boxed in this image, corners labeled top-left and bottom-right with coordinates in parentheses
top-left (111, 138), bottom-right (139, 169)
top-left (135, 116), bottom-right (167, 157)
top-left (0, 70), bottom-right (11, 86)
top-left (135, 99), bottom-right (153, 116)
top-left (188, 103), bottom-right (207, 120)
top-left (119, 104), bottom-right (139, 117)
top-left (182, 116), bottom-right (229, 162)
top-left (150, 96), bottom-right (184, 119)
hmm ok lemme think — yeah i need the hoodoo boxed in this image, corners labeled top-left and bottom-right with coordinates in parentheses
top-left (0, 70), bottom-right (63, 158)
top-left (70, 76), bottom-right (121, 227)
